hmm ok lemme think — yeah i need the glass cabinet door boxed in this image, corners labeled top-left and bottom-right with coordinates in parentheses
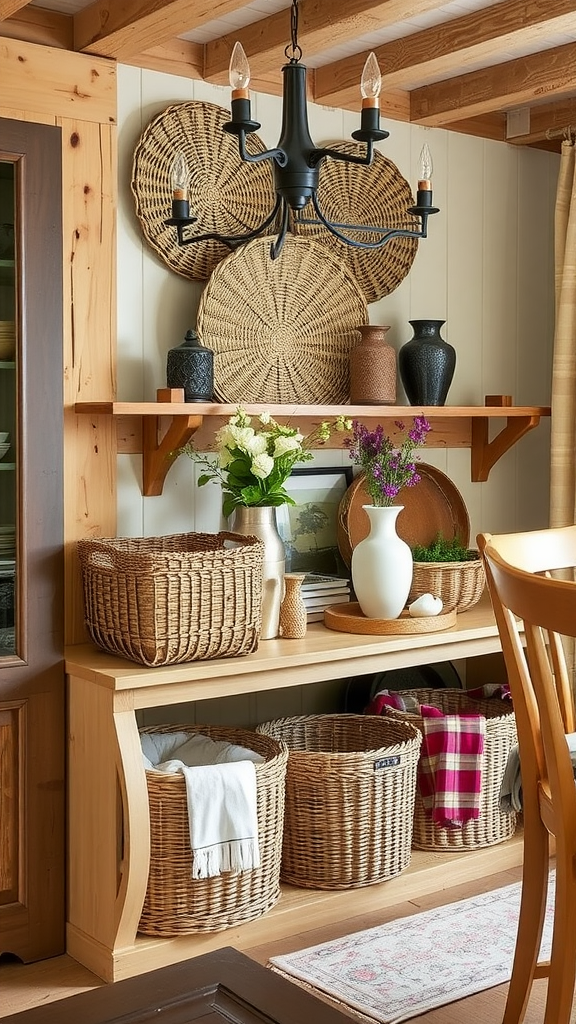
top-left (0, 161), bottom-right (16, 657)
top-left (0, 117), bottom-right (64, 962)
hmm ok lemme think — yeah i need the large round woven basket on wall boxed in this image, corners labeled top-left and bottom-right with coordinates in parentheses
top-left (257, 714), bottom-right (422, 889)
top-left (196, 234), bottom-right (368, 405)
top-left (292, 143), bottom-right (419, 303)
top-left (386, 689), bottom-right (517, 851)
top-left (131, 101), bottom-right (277, 281)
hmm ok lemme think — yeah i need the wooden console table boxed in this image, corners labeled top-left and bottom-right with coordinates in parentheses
top-left (65, 592), bottom-right (523, 983)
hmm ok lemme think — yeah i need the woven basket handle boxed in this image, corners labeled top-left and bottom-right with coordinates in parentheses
top-left (79, 542), bottom-right (125, 571)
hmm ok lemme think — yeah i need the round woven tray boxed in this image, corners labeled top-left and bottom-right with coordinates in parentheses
top-left (139, 724), bottom-right (288, 935)
top-left (292, 143), bottom-right (419, 303)
top-left (324, 602), bottom-right (457, 635)
top-left (386, 689), bottom-right (517, 851)
top-left (131, 101), bottom-right (277, 281)
top-left (196, 234), bottom-right (368, 404)
top-left (257, 714), bottom-right (422, 889)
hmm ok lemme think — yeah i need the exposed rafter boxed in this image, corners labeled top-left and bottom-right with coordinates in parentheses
top-left (1, 0), bottom-right (575, 149)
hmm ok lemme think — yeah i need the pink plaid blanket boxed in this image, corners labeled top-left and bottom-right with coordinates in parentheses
top-left (418, 705), bottom-right (486, 829)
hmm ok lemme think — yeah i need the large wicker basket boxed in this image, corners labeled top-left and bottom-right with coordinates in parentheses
top-left (408, 551), bottom-right (485, 613)
top-left (257, 714), bottom-right (422, 890)
top-left (77, 531), bottom-right (264, 666)
top-left (385, 688), bottom-right (517, 850)
top-left (139, 725), bottom-right (288, 935)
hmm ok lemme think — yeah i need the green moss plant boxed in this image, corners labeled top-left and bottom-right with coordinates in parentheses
top-left (411, 534), bottom-right (477, 563)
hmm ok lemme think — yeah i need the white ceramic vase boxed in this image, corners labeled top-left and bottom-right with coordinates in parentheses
top-left (231, 505), bottom-right (285, 640)
top-left (351, 505), bottom-right (413, 619)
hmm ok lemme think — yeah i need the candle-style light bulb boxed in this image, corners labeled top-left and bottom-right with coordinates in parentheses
top-left (229, 41), bottom-right (251, 94)
top-left (171, 151), bottom-right (189, 200)
top-left (360, 51), bottom-right (381, 105)
top-left (418, 143), bottom-right (433, 189)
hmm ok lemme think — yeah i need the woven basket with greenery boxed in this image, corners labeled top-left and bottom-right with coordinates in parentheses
top-left (409, 536), bottom-right (485, 613)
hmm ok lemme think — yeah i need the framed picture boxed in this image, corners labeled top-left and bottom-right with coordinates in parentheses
top-left (276, 466), bottom-right (353, 577)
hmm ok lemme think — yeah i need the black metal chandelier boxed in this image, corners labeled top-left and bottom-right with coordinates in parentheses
top-left (166, 0), bottom-right (439, 259)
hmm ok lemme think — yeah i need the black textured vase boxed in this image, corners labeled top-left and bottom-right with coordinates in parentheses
top-left (398, 319), bottom-right (456, 406)
top-left (166, 328), bottom-right (214, 402)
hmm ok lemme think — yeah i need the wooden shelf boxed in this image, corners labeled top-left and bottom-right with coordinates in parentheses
top-left (65, 593), bottom-right (522, 982)
top-left (74, 391), bottom-right (551, 496)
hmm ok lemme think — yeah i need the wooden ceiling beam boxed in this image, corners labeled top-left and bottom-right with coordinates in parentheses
top-left (0, 0), bottom-right (29, 17)
top-left (203, 0), bottom-right (450, 84)
top-left (73, 0), bottom-right (251, 60)
top-left (2, 7), bottom-right (72, 48)
top-left (411, 40), bottom-right (576, 126)
top-left (315, 0), bottom-right (576, 109)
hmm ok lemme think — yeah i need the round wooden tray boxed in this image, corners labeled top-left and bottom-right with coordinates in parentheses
top-left (337, 463), bottom-right (470, 568)
top-left (324, 602), bottom-right (457, 635)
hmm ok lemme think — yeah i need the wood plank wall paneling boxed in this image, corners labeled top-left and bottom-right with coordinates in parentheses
top-left (1, 35), bottom-right (118, 644)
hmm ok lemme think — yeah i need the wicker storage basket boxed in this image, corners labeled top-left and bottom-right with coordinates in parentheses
top-left (386, 688), bottom-right (517, 850)
top-left (257, 714), bottom-right (422, 890)
top-left (139, 725), bottom-right (288, 935)
top-left (77, 531), bottom-right (264, 666)
top-left (408, 552), bottom-right (485, 612)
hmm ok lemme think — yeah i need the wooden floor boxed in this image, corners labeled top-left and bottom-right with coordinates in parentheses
top-left (2, 864), bottom-right (575, 1023)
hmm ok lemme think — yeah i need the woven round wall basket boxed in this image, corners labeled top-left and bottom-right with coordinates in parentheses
top-left (292, 143), bottom-right (419, 304)
top-left (196, 234), bottom-right (368, 404)
top-left (131, 101), bottom-right (277, 281)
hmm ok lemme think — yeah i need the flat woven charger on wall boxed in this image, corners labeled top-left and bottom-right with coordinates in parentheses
top-left (292, 143), bottom-right (419, 304)
top-left (131, 101), bottom-right (277, 281)
top-left (196, 234), bottom-right (368, 404)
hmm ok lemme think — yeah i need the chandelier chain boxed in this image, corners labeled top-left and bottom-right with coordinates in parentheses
top-left (284, 0), bottom-right (302, 63)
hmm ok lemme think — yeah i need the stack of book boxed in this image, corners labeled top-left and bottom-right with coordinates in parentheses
top-left (300, 573), bottom-right (352, 622)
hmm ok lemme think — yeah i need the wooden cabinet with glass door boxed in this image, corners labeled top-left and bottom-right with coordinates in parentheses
top-left (0, 119), bottom-right (65, 962)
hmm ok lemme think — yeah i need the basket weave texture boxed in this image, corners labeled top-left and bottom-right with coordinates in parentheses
top-left (77, 532), bottom-right (264, 667)
top-left (196, 234), bottom-right (368, 405)
top-left (257, 714), bottom-right (422, 889)
top-left (385, 688), bottom-right (517, 850)
top-left (131, 101), bottom-right (277, 281)
top-left (138, 725), bottom-right (288, 936)
top-left (292, 144), bottom-right (419, 303)
top-left (408, 552), bottom-right (485, 612)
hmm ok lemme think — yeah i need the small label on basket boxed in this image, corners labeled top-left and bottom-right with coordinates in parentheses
top-left (374, 756), bottom-right (401, 769)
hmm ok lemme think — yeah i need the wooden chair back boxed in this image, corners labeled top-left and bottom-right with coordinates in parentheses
top-left (478, 525), bottom-right (576, 1024)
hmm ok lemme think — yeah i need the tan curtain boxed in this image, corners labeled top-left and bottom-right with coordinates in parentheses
top-left (550, 140), bottom-right (576, 527)
top-left (550, 140), bottom-right (576, 680)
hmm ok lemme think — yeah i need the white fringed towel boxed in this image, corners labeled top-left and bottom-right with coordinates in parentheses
top-left (183, 760), bottom-right (260, 879)
top-left (140, 730), bottom-right (262, 879)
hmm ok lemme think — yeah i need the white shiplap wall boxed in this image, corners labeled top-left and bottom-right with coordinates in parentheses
top-left (116, 64), bottom-right (557, 725)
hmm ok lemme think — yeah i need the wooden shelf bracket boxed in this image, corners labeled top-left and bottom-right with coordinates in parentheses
top-left (471, 412), bottom-right (541, 482)
top-left (141, 389), bottom-right (202, 496)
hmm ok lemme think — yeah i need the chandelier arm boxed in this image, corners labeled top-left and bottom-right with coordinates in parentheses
top-left (307, 192), bottom-right (427, 250)
top-left (175, 194), bottom-right (283, 249)
top-left (236, 132), bottom-right (288, 168)
top-left (310, 142), bottom-right (374, 169)
top-left (270, 199), bottom-right (290, 259)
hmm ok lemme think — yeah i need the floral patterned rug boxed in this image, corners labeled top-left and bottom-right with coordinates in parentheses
top-left (269, 874), bottom-right (555, 1024)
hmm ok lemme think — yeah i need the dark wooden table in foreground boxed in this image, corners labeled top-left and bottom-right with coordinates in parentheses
top-left (2, 946), bottom-right (353, 1024)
